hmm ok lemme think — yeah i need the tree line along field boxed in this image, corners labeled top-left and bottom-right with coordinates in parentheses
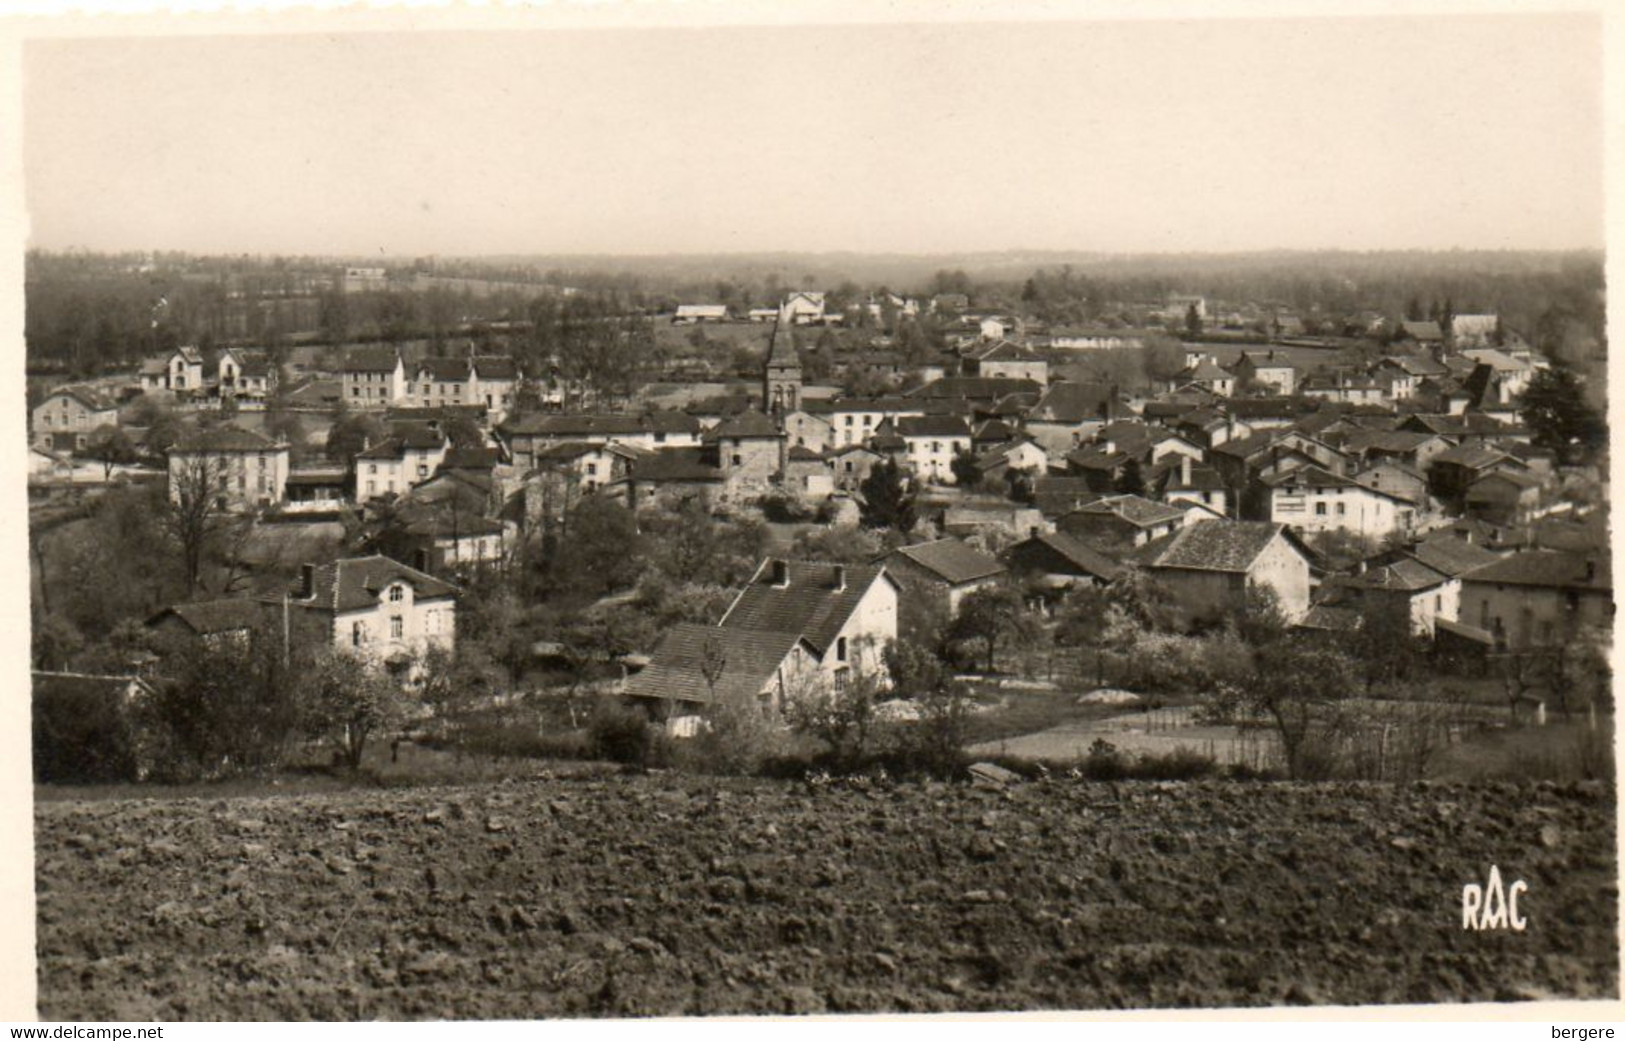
top-left (35, 774), bottom-right (1616, 1019)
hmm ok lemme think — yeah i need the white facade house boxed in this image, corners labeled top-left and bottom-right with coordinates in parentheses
top-left (284, 556), bottom-right (457, 668)
top-left (31, 386), bottom-right (120, 449)
top-left (1263, 465), bottom-right (1417, 540)
top-left (342, 348), bottom-right (408, 408)
top-left (354, 428), bottom-right (450, 504)
top-left (167, 347), bottom-right (206, 394)
top-left (893, 416), bottom-right (972, 484)
top-left (167, 425), bottom-right (291, 511)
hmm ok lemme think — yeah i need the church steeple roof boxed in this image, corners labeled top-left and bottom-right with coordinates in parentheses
top-left (766, 303), bottom-right (800, 367)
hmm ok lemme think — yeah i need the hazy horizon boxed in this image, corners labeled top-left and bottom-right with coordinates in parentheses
top-left (23, 14), bottom-right (1603, 257)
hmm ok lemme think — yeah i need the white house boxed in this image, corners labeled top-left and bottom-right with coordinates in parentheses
top-left (625, 559), bottom-right (900, 715)
top-left (167, 424), bottom-right (291, 511)
top-left (342, 347), bottom-right (408, 408)
top-left (31, 385), bottom-right (120, 450)
top-left (1261, 464), bottom-right (1417, 540)
top-left (167, 347), bottom-right (205, 394)
top-left (354, 425), bottom-right (450, 504)
top-left (892, 415), bottom-right (972, 484)
top-left (284, 556), bottom-right (457, 668)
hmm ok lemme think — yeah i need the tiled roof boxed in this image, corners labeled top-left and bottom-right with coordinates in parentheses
top-left (1030, 382), bottom-right (1117, 423)
top-left (1342, 557), bottom-right (1452, 592)
top-left (1072, 494), bottom-right (1187, 528)
top-left (415, 357), bottom-right (471, 381)
top-left (441, 447), bottom-right (502, 470)
top-left (888, 538), bottom-right (1006, 585)
top-left (643, 410), bottom-right (702, 434)
top-left (897, 415), bottom-right (972, 439)
top-left (150, 598), bottom-right (267, 635)
top-left (708, 411), bottom-right (781, 440)
top-left (1260, 464), bottom-right (1356, 490)
top-left (627, 447), bottom-right (722, 483)
top-left (1431, 443), bottom-right (1517, 468)
top-left (1463, 549), bottom-right (1610, 592)
top-left (43, 383), bottom-right (118, 413)
top-left (1130, 520), bottom-right (1295, 574)
top-left (623, 623), bottom-right (803, 705)
top-left (1013, 532), bottom-right (1124, 583)
top-left (1298, 603), bottom-right (1362, 632)
top-left (345, 347), bottom-right (402, 373)
top-left (1408, 536), bottom-right (1501, 578)
top-left (171, 424), bottom-right (284, 453)
top-left (500, 414), bottom-right (644, 437)
top-left (909, 376), bottom-right (1042, 401)
top-left (471, 356), bottom-right (519, 380)
top-left (1399, 320), bottom-right (1444, 341)
top-left (720, 560), bottom-right (890, 654)
top-left (288, 554), bottom-right (458, 613)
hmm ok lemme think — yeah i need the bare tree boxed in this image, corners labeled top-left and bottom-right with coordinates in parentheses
top-left (162, 452), bottom-right (233, 595)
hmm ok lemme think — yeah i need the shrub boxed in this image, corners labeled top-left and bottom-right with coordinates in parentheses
top-left (586, 700), bottom-right (660, 765)
top-left (686, 690), bottom-right (785, 776)
top-left (33, 679), bottom-right (143, 783)
top-left (1082, 738), bottom-right (1128, 780)
top-left (1131, 746), bottom-right (1217, 781)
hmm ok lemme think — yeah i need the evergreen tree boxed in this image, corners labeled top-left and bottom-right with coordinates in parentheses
top-left (1520, 366), bottom-right (1606, 464)
top-left (1114, 457), bottom-right (1147, 497)
top-left (858, 458), bottom-right (916, 532)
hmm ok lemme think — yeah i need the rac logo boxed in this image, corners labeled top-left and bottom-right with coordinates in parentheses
top-left (1462, 864), bottom-right (1528, 931)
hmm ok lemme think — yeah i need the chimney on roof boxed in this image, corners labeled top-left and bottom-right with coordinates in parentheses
top-left (770, 559), bottom-right (789, 587)
top-left (1103, 439), bottom-right (1116, 455)
top-left (299, 563), bottom-right (315, 599)
top-left (832, 564), bottom-right (847, 591)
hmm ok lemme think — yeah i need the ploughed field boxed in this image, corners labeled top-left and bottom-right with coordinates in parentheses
top-left (36, 776), bottom-right (1617, 1019)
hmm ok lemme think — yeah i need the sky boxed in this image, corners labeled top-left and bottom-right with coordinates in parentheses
top-left (21, 12), bottom-right (1605, 257)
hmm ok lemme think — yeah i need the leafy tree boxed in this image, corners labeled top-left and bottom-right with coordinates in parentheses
top-left (1143, 335), bottom-right (1188, 381)
top-left (783, 648), bottom-right (887, 769)
top-left (1114, 457), bottom-right (1147, 497)
top-left (1340, 594), bottom-right (1424, 692)
top-left (1055, 584), bottom-right (1115, 685)
top-left (142, 631), bottom-right (302, 780)
top-left (82, 425), bottom-right (137, 480)
top-left (1520, 366), bottom-right (1606, 465)
top-left (1211, 634), bottom-right (1358, 779)
top-left (417, 642), bottom-right (504, 745)
top-left (1185, 303), bottom-right (1204, 337)
top-left (31, 611), bottom-right (83, 671)
top-left (303, 648), bottom-right (409, 770)
top-left (858, 458), bottom-right (915, 532)
top-left (949, 448), bottom-right (981, 487)
top-left (553, 496), bottom-right (645, 597)
top-left (948, 583), bottom-right (1040, 673)
top-left (325, 409), bottom-right (389, 464)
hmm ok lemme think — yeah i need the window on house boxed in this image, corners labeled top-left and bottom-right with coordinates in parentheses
top-left (845, 416), bottom-right (853, 426)
top-left (390, 616), bottom-right (403, 639)
top-left (389, 585), bottom-right (403, 603)
top-left (587, 463), bottom-right (598, 476)
top-left (1314, 502), bottom-right (1327, 516)
top-left (351, 622), bottom-right (364, 647)
top-left (1335, 503), bottom-right (1346, 516)
top-left (1434, 595), bottom-right (1442, 611)
top-left (732, 454), bottom-right (742, 466)
top-left (837, 636), bottom-right (848, 662)
top-left (366, 480), bottom-right (376, 495)
top-left (368, 464), bottom-right (377, 474)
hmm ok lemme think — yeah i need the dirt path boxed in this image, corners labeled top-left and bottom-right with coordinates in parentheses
top-left (35, 776), bottom-right (1617, 1018)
